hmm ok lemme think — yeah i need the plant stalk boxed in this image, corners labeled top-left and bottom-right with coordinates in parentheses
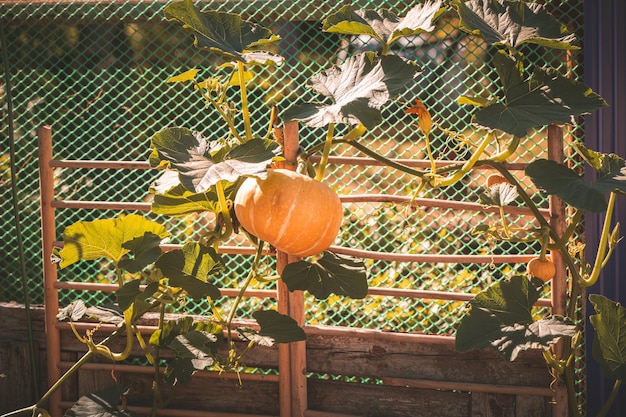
top-left (584, 192), bottom-right (616, 287)
top-left (237, 60), bottom-right (253, 141)
top-left (315, 123), bottom-right (335, 181)
top-left (435, 132), bottom-right (493, 187)
top-left (225, 242), bottom-right (264, 348)
top-left (596, 380), bottom-right (622, 417)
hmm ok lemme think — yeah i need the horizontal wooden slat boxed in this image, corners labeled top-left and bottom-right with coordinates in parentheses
top-left (47, 155), bottom-right (528, 171)
top-left (330, 246), bottom-right (536, 263)
top-left (49, 160), bottom-right (151, 170)
top-left (54, 281), bottom-right (276, 299)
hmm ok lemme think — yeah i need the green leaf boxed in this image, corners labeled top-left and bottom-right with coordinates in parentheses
top-left (115, 280), bottom-right (142, 311)
top-left (150, 127), bottom-right (279, 193)
top-left (589, 294), bottom-right (626, 381)
top-left (252, 310), bottom-right (306, 344)
top-left (283, 53), bottom-right (420, 129)
top-left (64, 385), bottom-right (137, 417)
top-left (323, 2), bottom-right (445, 46)
top-left (456, 276), bottom-right (575, 361)
top-left (168, 330), bottom-right (219, 370)
top-left (155, 242), bottom-right (222, 300)
top-left (574, 143), bottom-right (626, 181)
top-left (480, 182), bottom-right (518, 206)
top-left (150, 316), bottom-right (195, 348)
top-left (473, 52), bottom-right (607, 137)
top-left (58, 214), bottom-right (170, 269)
top-left (453, 0), bottom-right (578, 50)
top-left (194, 138), bottom-right (280, 190)
top-left (473, 53), bottom-right (606, 137)
top-left (526, 158), bottom-right (626, 213)
top-left (151, 179), bottom-right (237, 216)
top-left (164, 0), bottom-right (281, 63)
top-left (167, 68), bottom-right (200, 83)
top-left (281, 251), bottom-right (368, 299)
top-left (119, 232), bottom-right (164, 273)
top-left (237, 327), bottom-right (275, 347)
top-left (164, 358), bottom-right (197, 386)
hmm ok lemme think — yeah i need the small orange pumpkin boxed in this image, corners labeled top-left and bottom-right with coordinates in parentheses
top-left (527, 257), bottom-right (556, 282)
top-left (234, 169), bottom-right (343, 257)
top-left (486, 174), bottom-right (509, 187)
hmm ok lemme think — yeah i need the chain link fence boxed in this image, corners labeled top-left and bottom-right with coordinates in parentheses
top-left (1, 0), bottom-right (584, 335)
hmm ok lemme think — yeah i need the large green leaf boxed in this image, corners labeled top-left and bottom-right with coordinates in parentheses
top-left (472, 52), bottom-right (607, 137)
top-left (282, 52), bottom-right (420, 130)
top-left (58, 214), bottom-right (170, 269)
top-left (118, 232), bottom-right (164, 273)
top-left (455, 276), bottom-right (576, 361)
top-left (322, 2), bottom-right (445, 46)
top-left (453, 0), bottom-right (578, 50)
top-left (526, 157), bottom-right (626, 213)
top-left (281, 251), bottom-right (368, 299)
top-left (163, 0), bottom-right (280, 63)
top-left (589, 294), bottom-right (626, 381)
top-left (250, 310), bottom-right (306, 344)
top-left (150, 127), bottom-right (280, 193)
top-left (151, 178), bottom-right (238, 216)
top-left (64, 385), bottom-right (137, 417)
top-left (574, 143), bottom-right (626, 184)
top-left (115, 280), bottom-right (142, 311)
top-left (155, 242), bottom-right (222, 300)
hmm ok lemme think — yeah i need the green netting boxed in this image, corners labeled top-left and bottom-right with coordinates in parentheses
top-left (0, 0), bottom-right (584, 339)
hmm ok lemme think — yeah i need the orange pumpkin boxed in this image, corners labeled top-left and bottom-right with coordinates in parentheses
top-left (527, 257), bottom-right (556, 282)
top-left (486, 174), bottom-right (509, 187)
top-left (234, 169), bottom-right (343, 257)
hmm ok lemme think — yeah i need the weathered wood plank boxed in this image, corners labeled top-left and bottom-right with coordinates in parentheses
top-left (308, 378), bottom-right (471, 417)
top-left (0, 341), bottom-right (40, 413)
top-left (471, 392), bottom-right (516, 417)
top-left (1, 303), bottom-right (552, 417)
top-left (306, 332), bottom-right (551, 387)
top-left (515, 394), bottom-right (552, 417)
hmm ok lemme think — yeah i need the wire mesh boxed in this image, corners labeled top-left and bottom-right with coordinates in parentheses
top-left (1, 0), bottom-right (584, 339)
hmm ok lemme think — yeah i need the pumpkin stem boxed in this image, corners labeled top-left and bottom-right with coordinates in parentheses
top-left (539, 227), bottom-right (550, 261)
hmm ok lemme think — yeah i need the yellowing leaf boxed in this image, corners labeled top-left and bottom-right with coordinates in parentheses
top-left (58, 214), bottom-right (170, 269)
top-left (168, 68), bottom-right (200, 83)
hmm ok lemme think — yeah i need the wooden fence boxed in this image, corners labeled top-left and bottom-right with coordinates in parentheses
top-left (2, 123), bottom-right (567, 417)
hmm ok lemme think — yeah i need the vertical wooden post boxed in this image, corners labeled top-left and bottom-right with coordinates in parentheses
top-left (547, 124), bottom-right (568, 417)
top-left (277, 251), bottom-right (292, 417)
top-left (37, 125), bottom-right (62, 417)
top-left (276, 120), bottom-right (307, 417)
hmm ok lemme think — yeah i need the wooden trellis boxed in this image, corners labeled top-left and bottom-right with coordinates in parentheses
top-left (36, 123), bottom-right (567, 417)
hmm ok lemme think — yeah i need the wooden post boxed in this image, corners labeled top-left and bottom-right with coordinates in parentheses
top-left (276, 121), bottom-right (308, 417)
top-left (274, 121), bottom-right (307, 417)
top-left (547, 124), bottom-right (568, 417)
top-left (37, 125), bottom-right (62, 417)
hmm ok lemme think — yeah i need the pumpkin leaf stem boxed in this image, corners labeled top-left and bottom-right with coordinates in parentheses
top-left (584, 191), bottom-right (617, 287)
top-left (199, 85), bottom-right (243, 142)
top-left (315, 123), bottom-right (335, 181)
top-left (238, 60), bottom-right (253, 142)
top-left (225, 241), bottom-right (265, 351)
